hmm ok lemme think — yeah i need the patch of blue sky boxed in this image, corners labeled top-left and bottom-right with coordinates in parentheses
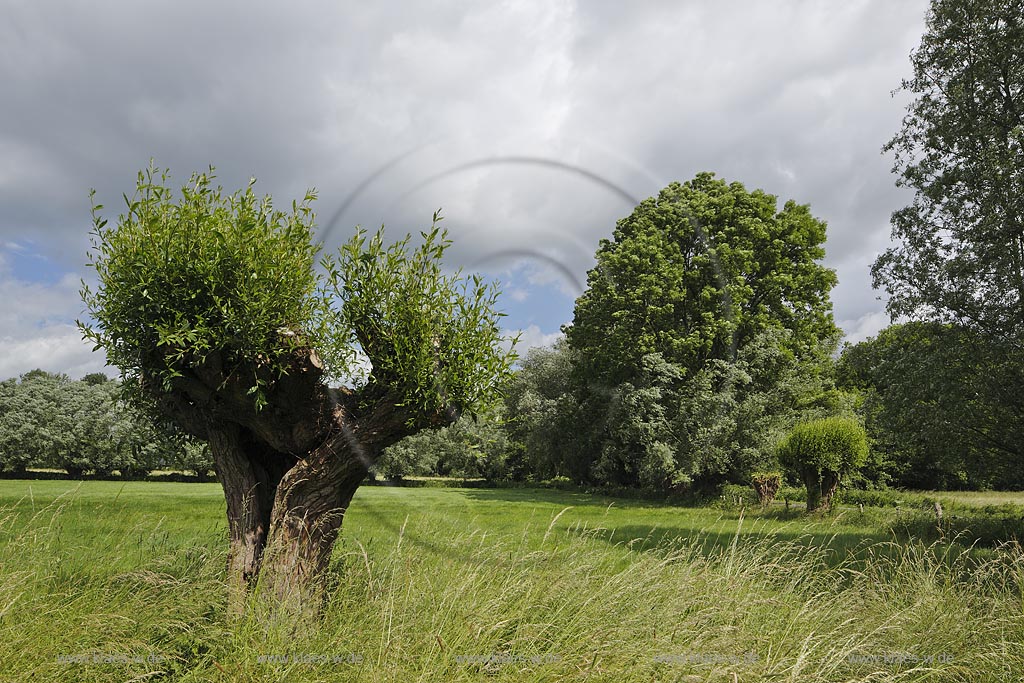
top-left (476, 262), bottom-right (576, 337)
top-left (1, 240), bottom-right (72, 286)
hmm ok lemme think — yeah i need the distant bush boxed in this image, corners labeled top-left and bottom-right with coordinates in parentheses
top-left (718, 484), bottom-right (759, 509)
top-left (839, 488), bottom-right (906, 508)
top-left (751, 472), bottom-right (782, 508)
top-left (168, 438), bottom-right (215, 479)
top-left (542, 476), bottom-right (577, 492)
top-left (778, 417), bottom-right (868, 511)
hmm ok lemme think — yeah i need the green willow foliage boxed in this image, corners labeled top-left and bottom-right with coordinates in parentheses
top-left (778, 417), bottom-right (868, 476)
top-left (323, 219), bottom-right (512, 418)
top-left (80, 165), bottom-right (515, 420)
top-left (80, 166), bottom-right (326, 409)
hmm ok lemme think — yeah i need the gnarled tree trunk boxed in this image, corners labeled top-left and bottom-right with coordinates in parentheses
top-left (802, 471), bottom-right (822, 512)
top-left (151, 343), bottom-right (444, 614)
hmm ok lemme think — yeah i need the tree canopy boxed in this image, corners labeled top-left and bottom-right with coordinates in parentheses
top-left (839, 322), bottom-right (1024, 489)
top-left (567, 172), bottom-right (839, 387)
top-left (552, 174), bottom-right (842, 491)
top-left (79, 165), bottom-right (516, 610)
top-left (867, 0), bottom-right (1024, 486)
top-left (872, 0), bottom-right (1024, 339)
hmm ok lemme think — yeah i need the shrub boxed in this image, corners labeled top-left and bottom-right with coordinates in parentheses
top-left (777, 417), bottom-right (868, 511)
top-left (718, 484), bottom-right (758, 509)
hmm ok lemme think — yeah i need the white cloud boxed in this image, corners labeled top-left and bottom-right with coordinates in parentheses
top-left (0, 249), bottom-right (109, 379)
top-left (506, 325), bottom-right (563, 354)
top-left (839, 311), bottom-right (891, 346)
top-left (508, 287), bottom-right (529, 303)
top-left (0, 324), bottom-right (108, 379)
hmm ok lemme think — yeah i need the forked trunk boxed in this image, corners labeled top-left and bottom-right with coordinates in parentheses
top-left (802, 470), bottom-right (823, 512)
top-left (208, 425), bottom-right (376, 614)
top-left (158, 346), bottom-right (442, 616)
top-left (820, 471), bottom-right (840, 511)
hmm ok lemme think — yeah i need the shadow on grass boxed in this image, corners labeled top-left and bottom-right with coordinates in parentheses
top-left (589, 522), bottom-right (894, 561)
top-left (458, 486), bottom-right (698, 509)
top-left (457, 488), bottom-right (890, 563)
top-left (458, 487), bottom-right (1024, 571)
top-left (890, 511), bottom-right (1024, 549)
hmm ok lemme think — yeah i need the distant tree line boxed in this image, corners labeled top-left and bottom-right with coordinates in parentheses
top-left (0, 370), bottom-right (213, 478)
top-left (379, 175), bottom-right (876, 494)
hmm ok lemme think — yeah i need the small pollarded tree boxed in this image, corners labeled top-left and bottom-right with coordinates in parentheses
top-left (80, 166), bottom-right (515, 611)
top-left (777, 417), bottom-right (868, 512)
top-left (750, 472), bottom-right (782, 508)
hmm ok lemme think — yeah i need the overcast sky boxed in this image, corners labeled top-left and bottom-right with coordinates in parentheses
top-left (0, 0), bottom-right (930, 380)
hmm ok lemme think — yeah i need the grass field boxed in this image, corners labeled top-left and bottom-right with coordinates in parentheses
top-left (1, 481), bottom-right (1023, 682)
top-left (914, 489), bottom-right (1024, 507)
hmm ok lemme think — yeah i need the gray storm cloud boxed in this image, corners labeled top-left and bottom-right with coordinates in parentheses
top-left (0, 0), bottom-right (929, 376)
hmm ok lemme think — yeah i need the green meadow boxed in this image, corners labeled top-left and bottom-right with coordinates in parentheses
top-left (1, 481), bottom-right (1023, 682)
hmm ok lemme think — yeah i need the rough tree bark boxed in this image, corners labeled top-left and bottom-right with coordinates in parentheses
top-left (149, 339), bottom-right (446, 613)
top-left (820, 471), bottom-right (840, 511)
top-left (802, 469), bottom-right (840, 512)
top-left (802, 471), bottom-right (822, 512)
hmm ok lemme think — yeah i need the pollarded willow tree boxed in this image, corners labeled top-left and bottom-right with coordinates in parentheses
top-left (80, 166), bottom-right (515, 610)
top-left (777, 417), bottom-right (868, 512)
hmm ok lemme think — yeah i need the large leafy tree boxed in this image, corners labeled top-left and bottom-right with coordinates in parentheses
top-left (568, 173), bottom-right (838, 386)
top-left (562, 174), bottom-right (840, 489)
top-left (80, 166), bottom-right (514, 611)
top-left (870, 0), bottom-right (1024, 480)
top-left (872, 0), bottom-right (1024, 338)
top-left (59, 379), bottom-right (121, 477)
